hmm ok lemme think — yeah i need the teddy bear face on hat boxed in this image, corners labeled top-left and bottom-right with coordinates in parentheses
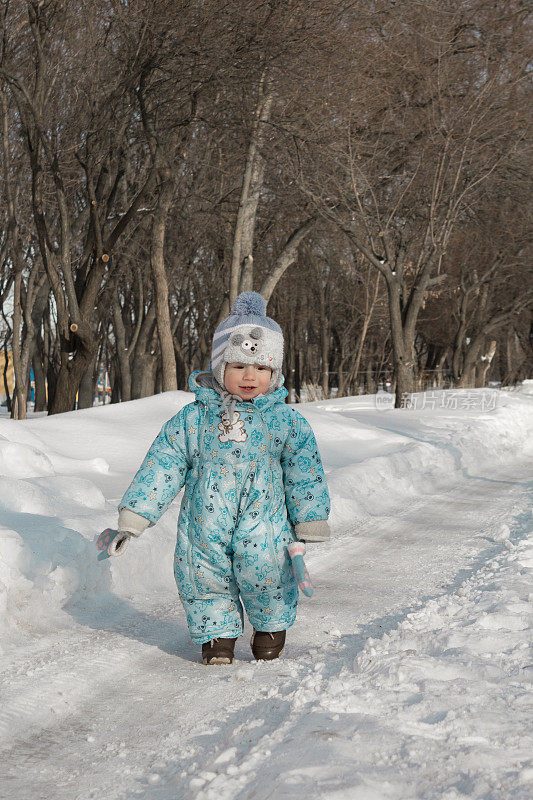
top-left (226, 326), bottom-right (277, 367)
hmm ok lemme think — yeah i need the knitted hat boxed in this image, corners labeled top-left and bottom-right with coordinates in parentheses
top-left (210, 291), bottom-right (284, 392)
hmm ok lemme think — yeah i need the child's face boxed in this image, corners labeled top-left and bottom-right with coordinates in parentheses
top-left (224, 362), bottom-right (272, 400)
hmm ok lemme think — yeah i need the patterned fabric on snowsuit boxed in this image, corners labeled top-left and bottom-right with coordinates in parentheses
top-left (119, 371), bottom-right (331, 644)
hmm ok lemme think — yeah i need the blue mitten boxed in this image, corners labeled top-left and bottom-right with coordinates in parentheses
top-left (288, 541), bottom-right (314, 597)
top-left (95, 528), bottom-right (130, 561)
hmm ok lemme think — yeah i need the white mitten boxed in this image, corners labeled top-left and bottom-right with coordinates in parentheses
top-left (108, 532), bottom-right (131, 556)
top-left (96, 529), bottom-right (131, 560)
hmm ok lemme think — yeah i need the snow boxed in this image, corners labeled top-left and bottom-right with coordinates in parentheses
top-left (0, 381), bottom-right (532, 799)
top-left (316, 529), bottom-right (533, 797)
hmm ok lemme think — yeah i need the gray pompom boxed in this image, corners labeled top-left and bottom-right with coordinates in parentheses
top-left (232, 291), bottom-right (267, 316)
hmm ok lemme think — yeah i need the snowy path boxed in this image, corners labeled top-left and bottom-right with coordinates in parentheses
top-left (1, 456), bottom-right (531, 800)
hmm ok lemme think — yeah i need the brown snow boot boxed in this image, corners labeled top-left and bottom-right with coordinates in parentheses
top-left (202, 637), bottom-right (237, 665)
top-left (250, 629), bottom-right (286, 661)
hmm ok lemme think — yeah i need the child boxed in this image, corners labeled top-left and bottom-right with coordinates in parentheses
top-left (107, 292), bottom-right (330, 664)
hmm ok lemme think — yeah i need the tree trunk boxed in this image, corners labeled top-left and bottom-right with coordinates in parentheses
top-left (77, 351), bottom-right (98, 408)
top-left (285, 308), bottom-right (296, 403)
top-left (394, 358), bottom-right (416, 406)
top-left (337, 367), bottom-right (347, 398)
top-left (294, 349), bottom-right (301, 402)
top-left (51, 333), bottom-right (98, 413)
top-left (365, 358), bottom-right (377, 395)
top-left (151, 173), bottom-right (177, 391)
top-left (502, 329), bottom-right (526, 386)
top-left (2, 86), bottom-right (30, 418)
top-left (475, 340), bottom-right (497, 388)
top-left (2, 339), bottom-right (13, 415)
top-left (386, 278), bottom-right (416, 407)
top-left (457, 337), bottom-right (483, 388)
top-left (132, 352), bottom-right (158, 399)
top-left (435, 347), bottom-right (451, 389)
top-left (505, 329), bottom-right (514, 384)
top-left (11, 269), bottom-right (27, 419)
top-left (260, 218), bottom-right (316, 301)
top-left (130, 307), bottom-right (157, 399)
top-left (230, 74), bottom-right (273, 304)
top-left (343, 272), bottom-right (381, 396)
top-left (110, 359), bottom-right (121, 404)
top-left (46, 357), bottom-right (58, 413)
top-left (154, 361), bottom-right (162, 394)
top-left (32, 350), bottom-right (47, 412)
top-left (112, 293), bottom-right (132, 402)
top-left (317, 277), bottom-right (329, 398)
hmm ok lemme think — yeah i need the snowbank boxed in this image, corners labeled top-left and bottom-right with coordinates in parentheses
top-left (0, 382), bottom-right (532, 645)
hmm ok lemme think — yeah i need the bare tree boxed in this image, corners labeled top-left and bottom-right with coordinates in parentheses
top-left (1, 0), bottom-right (530, 414)
top-left (292, 0), bottom-right (531, 405)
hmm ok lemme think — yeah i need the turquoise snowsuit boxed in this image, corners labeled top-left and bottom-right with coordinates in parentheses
top-left (119, 371), bottom-right (330, 644)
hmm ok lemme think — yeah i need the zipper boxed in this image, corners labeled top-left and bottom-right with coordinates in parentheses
top-left (192, 402), bottom-right (210, 593)
top-left (187, 535), bottom-right (196, 592)
top-left (255, 405), bottom-right (274, 458)
top-left (198, 402), bottom-right (210, 461)
top-left (255, 405), bottom-right (281, 585)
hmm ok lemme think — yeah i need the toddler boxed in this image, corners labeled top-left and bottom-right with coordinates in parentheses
top-left (107, 292), bottom-right (330, 664)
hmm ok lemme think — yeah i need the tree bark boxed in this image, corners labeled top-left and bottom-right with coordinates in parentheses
top-left (260, 218), bottom-right (316, 301)
top-left (294, 349), bottom-right (302, 402)
top-left (1, 86), bottom-right (29, 418)
top-left (475, 340), bottom-right (497, 388)
top-left (230, 73), bottom-right (273, 304)
top-left (112, 292), bottom-right (132, 402)
top-left (316, 271), bottom-right (329, 398)
top-left (384, 275), bottom-right (416, 406)
top-left (32, 349), bottom-right (47, 412)
top-left (338, 269), bottom-right (382, 397)
top-left (435, 346), bottom-right (451, 389)
top-left (150, 172), bottom-right (177, 391)
top-left (52, 333), bottom-right (99, 412)
top-left (365, 358), bottom-right (377, 395)
top-left (77, 353), bottom-right (98, 409)
top-left (11, 267), bottom-right (26, 419)
top-left (130, 306), bottom-right (157, 399)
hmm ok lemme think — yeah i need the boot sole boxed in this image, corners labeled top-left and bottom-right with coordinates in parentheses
top-left (202, 656), bottom-right (234, 665)
top-left (252, 648), bottom-right (284, 661)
